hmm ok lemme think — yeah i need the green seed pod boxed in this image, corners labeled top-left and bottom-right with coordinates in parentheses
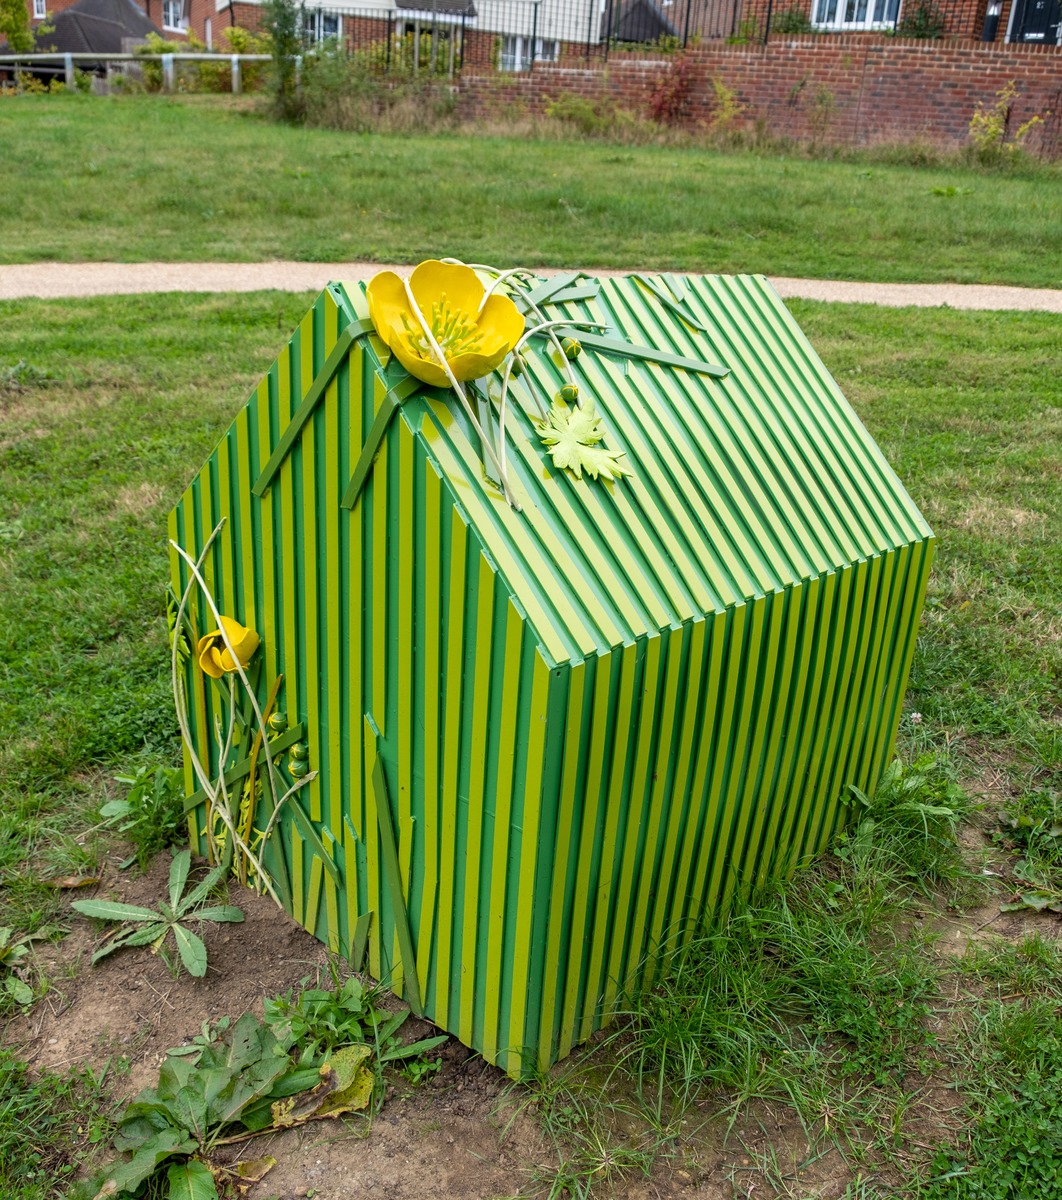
top-left (509, 351), bottom-right (527, 377)
top-left (559, 383), bottom-right (580, 404)
top-left (562, 337), bottom-right (581, 360)
top-left (289, 758), bottom-right (309, 779)
top-left (290, 741), bottom-right (309, 761)
top-left (268, 711), bottom-right (288, 733)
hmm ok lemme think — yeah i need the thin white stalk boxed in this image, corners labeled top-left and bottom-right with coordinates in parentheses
top-left (400, 277), bottom-right (519, 509)
top-left (257, 771), bottom-right (319, 848)
top-left (170, 534), bottom-right (285, 905)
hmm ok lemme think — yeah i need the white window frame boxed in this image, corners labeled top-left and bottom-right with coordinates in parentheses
top-left (811, 0), bottom-right (899, 30)
top-left (499, 34), bottom-right (559, 71)
top-left (302, 9), bottom-right (342, 42)
top-left (32, 0), bottom-right (47, 18)
top-left (162, 0), bottom-right (184, 29)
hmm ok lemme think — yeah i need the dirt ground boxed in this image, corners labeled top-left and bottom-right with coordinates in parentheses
top-left (7, 788), bottom-right (1056, 1200)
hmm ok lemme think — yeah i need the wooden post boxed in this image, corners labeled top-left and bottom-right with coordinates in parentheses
top-left (64, 53), bottom-right (74, 87)
top-left (162, 53), bottom-right (175, 93)
top-left (231, 54), bottom-right (240, 94)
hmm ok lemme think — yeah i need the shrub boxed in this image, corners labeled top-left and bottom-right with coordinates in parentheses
top-left (895, 0), bottom-right (946, 37)
top-left (968, 80), bottom-right (1045, 165)
top-left (647, 51), bottom-right (694, 125)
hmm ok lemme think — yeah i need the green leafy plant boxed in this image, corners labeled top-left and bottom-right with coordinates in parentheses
top-left (71, 850), bottom-right (243, 978)
top-left (102, 764), bottom-right (186, 871)
top-left (264, 973), bottom-right (447, 1079)
top-left (770, 5), bottom-right (814, 33)
top-left (895, 0), bottom-right (945, 37)
top-left (0, 927), bottom-right (43, 1008)
top-left (968, 80), bottom-right (1045, 165)
top-left (91, 982), bottom-right (448, 1200)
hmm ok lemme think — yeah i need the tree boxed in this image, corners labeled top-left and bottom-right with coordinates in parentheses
top-left (0, 0), bottom-right (34, 52)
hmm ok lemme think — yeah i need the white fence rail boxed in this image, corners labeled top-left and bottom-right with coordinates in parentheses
top-left (0, 52), bottom-right (273, 93)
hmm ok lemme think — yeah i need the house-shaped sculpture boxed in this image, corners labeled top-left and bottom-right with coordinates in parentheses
top-left (168, 271), bottom-right (933, 1078)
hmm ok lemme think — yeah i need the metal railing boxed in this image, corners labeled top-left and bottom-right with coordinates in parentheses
top-left (269, 0), bottom-right (1009, 74)
top-left (0, 51), bottom-right (271, 92)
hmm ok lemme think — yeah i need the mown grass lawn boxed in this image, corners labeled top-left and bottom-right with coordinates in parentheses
top-left (1, 291), bottom-right (1060, 1197)
top-left (2, 94), bottom-right (1061, 287)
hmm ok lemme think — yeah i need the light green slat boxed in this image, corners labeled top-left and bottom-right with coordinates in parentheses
top-left (362, 710), bottom-right (383, 981)
top-left (586, 635), bottom-right (661, 1040)
top-left (216, 437), bottom-right (237, 620)
top-left (744, 583), bottom-right (810, 890)
top-left (620, 623), bottom-right (688, 997)
top-left (739, 276), bottom-right (921, 551)
top-left (397, 419), bottom-right (415, 906)
top-left (276, 345), bottom-right (299, 748)
top-left (436, 505), bottom-right (468, 1031)
top-left (301, 396), bottom-right (322, 824)
top-left (507, 650), bottom-right (551, 1078)
top-left (682, 601), bottom-right (750, 938)
top-left (601, 276), bottom-right (805, 592)
top-left (602, 278), bottom-right (813, 590)
top-left (234, 413), bottom-right (257, 646)
top-left (692, 276), bottom-right (870, 565)
top-left (767, 572), bottom-right (841, 881)
top-left (668, 610), bottom-right (727, 944)
top-left (806, 558), bottom-right (880, 858)
top-left (792, 564), bottom-right (862, 862)
top-left (538, 660), bottom-right (587, 1065)
top-left (497, 415), bottom-right (647, 642)
top-left (482, 602), bottom-right (524, 1066)
top-left (823, 552), bottom-right (891, 807)
top-left (416, 462), bottom-right (443, 1009)
top-left (459, 553), bottom-right (496, 1048)
top-left (580, 354), bottom-right (718, 616)
top-left (558, 651), bottom-right (616, 1060)
top-left (722, 589), bottom-right (788, 904)
top-left (870, 539), bottom-right (934, 779)
top-left (346, 346), bottom-right (366, 847)
top-left (324, 371), bottom-right (343, 850)
top-left (371, 372), bottom-right (388, 742)
top-left (704, 597), bottom-right (769, 916)
top-left (642, 616), bottom-right (707, 984)
top-left (322, 829), bottom-right (341, 954)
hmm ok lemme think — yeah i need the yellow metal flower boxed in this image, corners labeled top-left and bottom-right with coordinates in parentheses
top-left (197, 616), bottom-right (260, 679)
top-left (367, 260), bottom-right (525, 389)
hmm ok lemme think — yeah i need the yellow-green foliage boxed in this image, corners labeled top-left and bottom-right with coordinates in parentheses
top-left (968, 80), bottom-right (1045, 163)
top-left (0, 0), bottom-right (33, 52)
top-left (133, 27), bottom-right (270, 93)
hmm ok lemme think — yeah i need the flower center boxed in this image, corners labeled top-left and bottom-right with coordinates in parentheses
top-left (403, 292), bottom-right (484, 362)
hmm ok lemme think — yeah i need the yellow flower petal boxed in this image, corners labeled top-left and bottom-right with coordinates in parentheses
top-left (389, 336), bottom-right (452, 388)
top-left (198, 638), bottom-right (225, 679)
top-left (365, 270), bottom-right (409, 352)
top-left (365, 260), bottom-right (525, 390)
top-left (408, 259), bottom-right (484, 317)
top-left (196, 615), bottom-right (260, 678)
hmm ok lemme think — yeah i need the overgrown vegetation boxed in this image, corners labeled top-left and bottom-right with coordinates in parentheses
top-left (82, 975), bottom-right (444, 1199)
top-left (0, 285), bottom-right (1059, 1196)
top-left (2, 97), bottom-right (1060, 284)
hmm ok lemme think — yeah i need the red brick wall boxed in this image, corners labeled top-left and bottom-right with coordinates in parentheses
top-left (458, 37), bottom-right (1061, 149)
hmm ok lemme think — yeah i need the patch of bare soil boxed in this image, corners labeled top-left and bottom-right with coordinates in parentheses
top-left (9, 760), bottom-right (1061, 1200)
top-left (4, 850), bottom-right (555, 1200)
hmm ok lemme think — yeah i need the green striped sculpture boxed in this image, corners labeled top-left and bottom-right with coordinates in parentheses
top-left (168, 272), bottom-right (933, 1078)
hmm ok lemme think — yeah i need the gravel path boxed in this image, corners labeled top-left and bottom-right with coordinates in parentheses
top-left (2, 261), bottom-right (1062, 311)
